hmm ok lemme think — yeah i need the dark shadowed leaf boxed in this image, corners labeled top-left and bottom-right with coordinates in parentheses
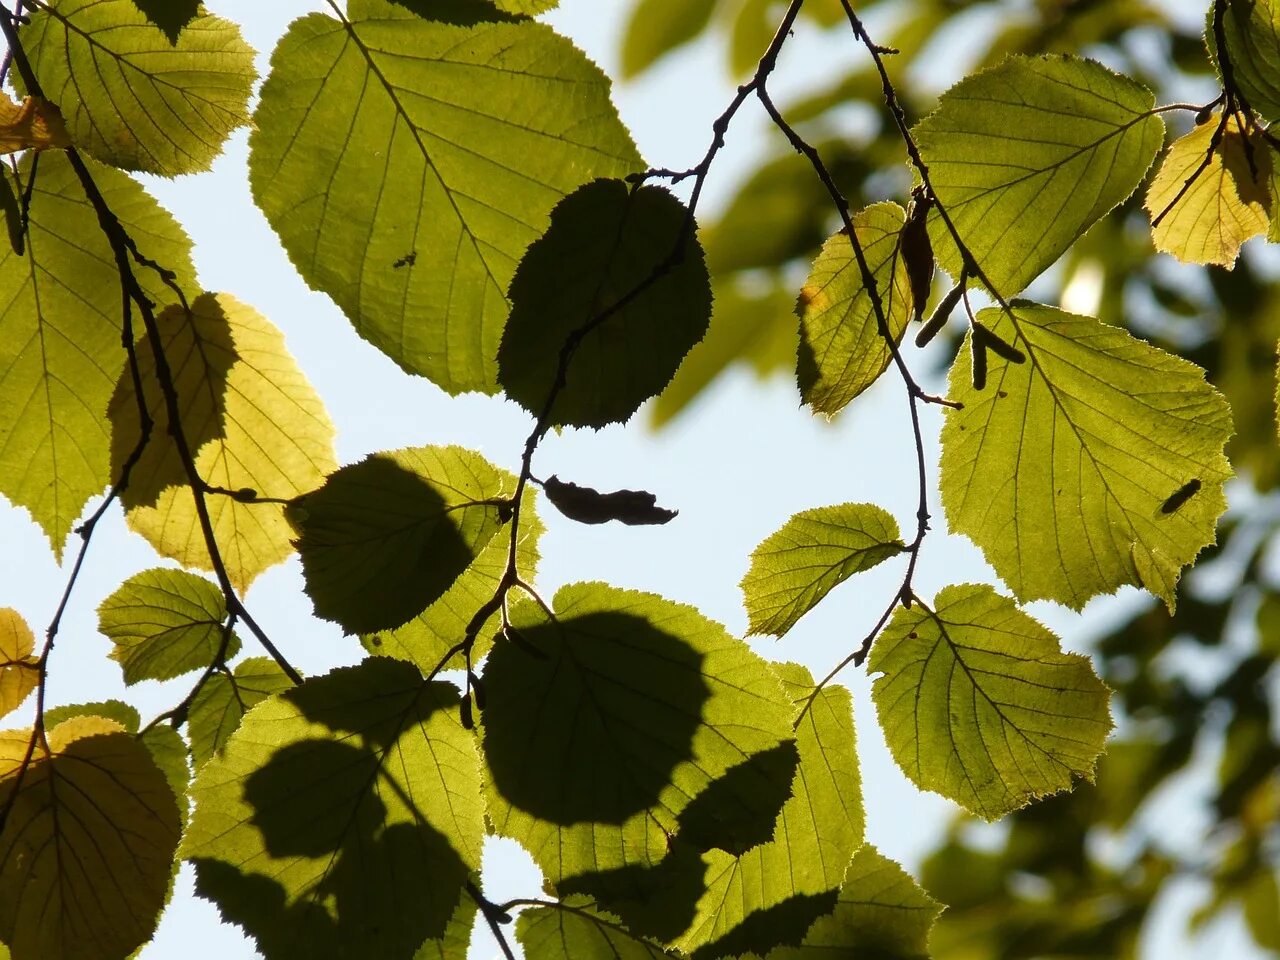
top-left (185, 660), bottom-right (481, 960)
top-left (290, 446), bottom-right (511, 634)
top-left (0, 717), bottom-right (181, 960)
top-left (483, 583), bottom-right (794, 886)
top-left (499, 180), bottom-right (712, 427)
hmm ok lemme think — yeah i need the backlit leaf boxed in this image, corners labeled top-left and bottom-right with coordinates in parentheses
top-left (671, 665), bottom-right (864, 958)
top-left (621, 0), bottom-right (716, 77)
top-left (186, 657), bottom-right (293, 769)
top-left (0, 610), bottom-right (37, 720)
top-left (22, 0), bottom-right (255, 175)
top-left (742, 503), bottom-right (904, 638)
top-left (1214, 0), bottom-right (1280, 121)
top-left (0, 93), bottom-right (70, 155)
top-left (185, 659), bottom-right (482, 960)
top-left (769, 845), bottom-right (942, 960)
top-left (97, 568), bottom-right (239, 685)
top-left (290, 446), bottom-right (511, 635)
top-left (361, 489), bottom-right (543, 674)
top-left (519, 899), bottom-right (677, 960)
top-left (870, 584), bottom-right (1113, 819)
top-left (43, 699), bottom-right (139, 732)
top-left (483, 583), bottom-right (795, 886)
top-left (0, 716), bottom-right (182, 960)
top-left (249, 10), bottom-right (641, 394)
top-left (913, 54), bottom-right (1164, 296)
top-left (498, 180), bottom-right (711, 427)
top-left (110, 293), bottom-right (337, 592)
top-left (0, 152), bottom-right (195, 556)
top-left (1145, 113), bottom-right (1274, 266)
top-left (797, 204), bottom-right (912, 416)
top-left (939, 302), bottom-right (1233, 610)
top-left (414, 888), bottom-right (478, 960)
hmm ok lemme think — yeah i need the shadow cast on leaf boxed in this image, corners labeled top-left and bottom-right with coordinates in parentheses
top-left (192, 737), bottom-right (467, 960)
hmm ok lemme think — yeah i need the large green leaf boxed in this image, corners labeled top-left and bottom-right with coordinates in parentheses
top-left (0, 152), bottom-right (195, 556)
top-left (110, 293), bottom-right (337, 592)
top-left (670, 665), bottom-right (864, 959)
top-left (184, 659), bottom-right (482, 960)
top-left (249, 10), bottom-right (641, 394)
top-left (22, 0), bottom-right (255, 175)
top-left (482, 583), bottom-right (796, 886)
top-left (1213, 0), bottom-right (1280, 121)
top-left (498, 179), bottom-right (712, 427)
top-left (362, 491), bottom-right (543, 673)
top-left (913, 54), bottom-right (1164, 297)
top-left (0, 717), bottom-right (182, 960)
top-left (186, 657), bottom-right (293, 768)
top-left (797, 204), bottom-right (912, 416)
top-left (97, 568), bottom-right (239, 685)
top-left (519, 899), bottom-right (677, 960)
top-left (741, 503), bottom-right (904, 638)
top-left (768, 845), bottom-right (942, 960)
top-left (1145, 113), bottom-right (1273, 266)
top-left (289, 446), bottom-right (511, 635)
top-left (939, 302), bottom-right (1233, 610)
top-left (870, 584), bottom-right (1113, 819)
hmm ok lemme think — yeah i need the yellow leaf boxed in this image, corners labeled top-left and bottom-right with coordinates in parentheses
top-left (110, 293), bottom-right (337, 591)
top-left (0, 611), bottom-right (37, 719)
top-left (0, 716), bottom-right (181, 960)
top-left (1146, 114), bottom-right (1274, 266)
top-left (0, 93), bottom-right (70, 155)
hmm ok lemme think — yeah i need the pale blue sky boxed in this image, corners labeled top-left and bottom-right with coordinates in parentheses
top-left (0, 1), bottom-right (1260, 957)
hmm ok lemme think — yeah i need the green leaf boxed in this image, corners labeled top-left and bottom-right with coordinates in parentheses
top-left (870, 584), bottom-right (1113, 819)
top-left (42, 699), bottom-right (140, 732)
top-left (742, 503), bottom-right (905, 638)
top-left (0, 717), bottom-right (182, 960)
top-left (290, 445), bottom-right (512, 635)
top-left (110, 293), bottom-right (337, 592)
top-left (486, 0), bottom-right (557, 11)
top-left (797, 204), bottom-right (912, 416)
top-left (670, 665), bottom-right (864, 959)
top-left (187, 657), bottom-right (293, 769)
top-left (1214, 0), bottom-right (1280, 121)
top-left (0, 610), bottom-right (38, 720)
top-left (1145, 113), bottom-right (1274, 266)
top-left (621, 0), bottom-right (716, 77)
top-left (768, 845), bottom-right (943, 960)
top-left (0, 152), bottom-right (196, 556)
top-left (249, 11), bottom-right (641, 394)
top-left (940, 302), bottom-right (1233, 610)
top-left (519, 899), bottom-right (678, 960)
top-left (97, 568), bottom-right (239, 685)
top-left (482, 583), bottom-right (795, 886)
top-left (498, 179), bottom-right (712, 427)
top-left (913, 54), bottom-right (1164, 296)
top-left (184, 659), bottom-right (482, 960)
top-left (414, 886), bottom-right (478, 960)
top-left (22, 0), bottom-right (255, 175)
top-left (362, 490), bottom-right (543, 673)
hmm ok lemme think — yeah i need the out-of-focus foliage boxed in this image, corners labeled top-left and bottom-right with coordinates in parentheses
top-left (629, 0), bottom-right (1280, 953)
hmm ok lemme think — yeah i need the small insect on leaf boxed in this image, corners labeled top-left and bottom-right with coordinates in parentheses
top-left (901, 185), bottom-right (935, 322)
top-left (916, 281), bottom-right (963, 347)
top-left (540, 474), bottom-right (678, 526)
top-left (1160, 478), bottom-right (1201, 515)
